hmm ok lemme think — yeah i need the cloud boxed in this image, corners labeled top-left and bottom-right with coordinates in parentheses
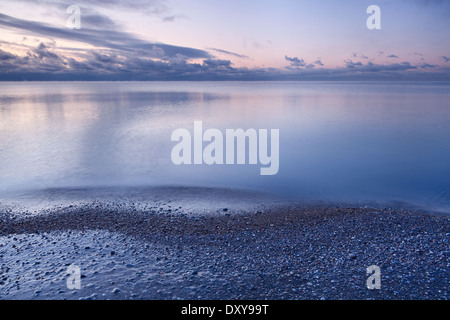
top-left (0, 49), bottom-right (16, 61)
top-left (409, 52), bottom-right (425, 61)
top-left (314, 59), bottom-right (324, 66)
top-left (366, 61), bottom-right (417, 72)
top-left (33, 43), bottom-right (59, 60)
top-left (208, 48), bottom-right (249, 59)
top-left (419, 63), bottom-right (437, 68)
top-left (81, 11), bottom-right (120, 30)
top-left (285, 56), bottom-right (314, 69)
top-left (12, 0), bottom-right (183, 23)
top-left (442, 56), bottom-right (450, 62)
top-left (285, 56), bottom-right (305, 67)
top-left (344, 60), bottom-right (363, 68)
top-left (202, 59), bottom-right (233, 69)
top-left (9, 0), bottom-right (171, 15)
top-left (0, 13), bottom-right (211, 60)
top-left (162, 16), bottom-right (176, 22)
top-left (0, 43), bottom-right (237, 80)
top-left (2, 42), bottom-right (449, 81)
top-left (0, 43), bottom-right (68, 73)
top-left (387, 54), bottom-right (399, 58)
top-left (352, 52), bottom-right (369, 60)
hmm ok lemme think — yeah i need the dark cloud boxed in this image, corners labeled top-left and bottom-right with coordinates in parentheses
top-left (2, 43), bottom-right (449, 81)
top-left (442, 56), bottom-right (450, 62)
top-left (0, 13), bottom-right (211, 60)
top-left (285, 56), bottom-right (314, 69)
top-left (202, 59), bottom-right (233, 69)
top-left (343, 60), bottom-right (420, 74)
top-left (387, 54), bottom-right (399, 58)
top-left (285, 56), bottom-right (306, 67)
top-left (0, 43), bottom-right (67, 73)
top-left (33, 43), bottom-right (59, 60)
top-left (0, 49), bottom-right (15, 61)
top-left (0, 43), bottom-right (235, 80)
top-left (419, 63), bottom-right (437, 68)
top-left (364, 61), bottom-right (417, 72)
top-left (344, 60), bottom-right (363, 68)
top-left (314, 59), bottom-right (324, 66)
top-left (81, 11), bottom-right (119, 30)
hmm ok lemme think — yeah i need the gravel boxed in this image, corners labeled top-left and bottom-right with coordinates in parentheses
top-left (0, 201), bottom-right (448, 300)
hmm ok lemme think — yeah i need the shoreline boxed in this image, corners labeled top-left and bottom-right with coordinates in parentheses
top-left (1, 194), bottom-right (448, 300)
top-left (1, 186), bottom-right (449, 218)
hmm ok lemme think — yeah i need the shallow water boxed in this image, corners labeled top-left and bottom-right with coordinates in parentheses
top-left (0, 81), bottom-right (449, 213)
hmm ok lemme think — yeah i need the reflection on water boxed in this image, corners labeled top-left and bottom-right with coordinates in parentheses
top-left (0, 81), bottom-right (449, 212)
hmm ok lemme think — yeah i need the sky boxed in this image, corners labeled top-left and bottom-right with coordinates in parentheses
top-left (0, 0), bottom-right (449, 80)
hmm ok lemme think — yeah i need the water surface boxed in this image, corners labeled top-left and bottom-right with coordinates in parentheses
top-left (0, 81), bottom-right (449, 213)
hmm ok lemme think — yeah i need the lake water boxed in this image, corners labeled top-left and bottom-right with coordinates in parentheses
top-left (0, 81), bottom-right (449, 213)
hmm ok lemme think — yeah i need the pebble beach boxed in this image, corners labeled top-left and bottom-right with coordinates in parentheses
top-left (0, 187), bottom-right (448, 300)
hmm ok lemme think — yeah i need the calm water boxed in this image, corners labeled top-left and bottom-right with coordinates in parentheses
top-left (0, 81), bottom-right (449, 212)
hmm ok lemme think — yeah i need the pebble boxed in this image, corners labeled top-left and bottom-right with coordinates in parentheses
top-left (0, 203), bottom-right (448, 300)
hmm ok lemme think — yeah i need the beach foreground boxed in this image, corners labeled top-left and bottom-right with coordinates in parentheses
top-left (0, 193), bottom-right (448, 300)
